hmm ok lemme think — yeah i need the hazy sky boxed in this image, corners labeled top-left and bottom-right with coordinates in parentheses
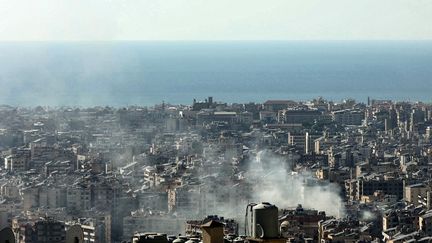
top-left (1, 0), bottom-right (432, 41)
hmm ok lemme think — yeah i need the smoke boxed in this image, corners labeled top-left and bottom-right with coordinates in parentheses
top-left (360, 210), bottom-right (376, 222)
top-left (192, 148), bottom-right (345, 222)
top-left (243, 149), bottom-right (345, 218)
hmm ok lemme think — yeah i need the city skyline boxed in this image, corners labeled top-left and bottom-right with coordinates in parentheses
top-left (2, 1), bottom-right (432, 242)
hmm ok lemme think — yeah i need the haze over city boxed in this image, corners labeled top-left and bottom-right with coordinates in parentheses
top-left (1, 1), bottom-right (432, 243)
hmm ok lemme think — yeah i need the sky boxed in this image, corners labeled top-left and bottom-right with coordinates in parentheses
top-left (0, 0), bottom-right (432, 41)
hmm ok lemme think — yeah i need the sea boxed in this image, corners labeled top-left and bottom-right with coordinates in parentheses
top-left (0, 41), bottom-right (431, 107)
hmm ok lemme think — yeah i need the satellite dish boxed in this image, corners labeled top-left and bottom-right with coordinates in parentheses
top-left (65, 225), bottom-right (84, 243)
top-left (0, 227), bottom-right (15, 243)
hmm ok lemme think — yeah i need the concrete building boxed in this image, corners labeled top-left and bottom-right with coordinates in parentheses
top-left (167, 185), bottom-right (200, 215)
top-left (185, 215), bottom-right (238, 236)
top-left (355, 176), bottom-right (404, 200)
top-left (279, 205), bottom-right (326, 241)
top-left (278, 109), bottom-right (322, 124)
top-left (123, 211), bottom-right (185, 238)
top-left (263, 100), bottom-right (297, 111)
top-left (4, 148), bottom-right (31, 172)
top-left (332, 109), bottom-right (364, 125)
top-left (404, 183), bottom-right (432, 206)
top-left (34, 218), bottom-right (66, 243)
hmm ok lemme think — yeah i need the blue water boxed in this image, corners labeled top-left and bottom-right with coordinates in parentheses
top-left (0, 41), bottom-right (431, 106)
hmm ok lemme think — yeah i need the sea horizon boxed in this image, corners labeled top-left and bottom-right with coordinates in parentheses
top-left (0, 40), bottom-right (431, 107)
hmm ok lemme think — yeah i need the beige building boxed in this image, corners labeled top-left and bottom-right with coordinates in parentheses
top-left (404, 183), bottom-right (431, 206)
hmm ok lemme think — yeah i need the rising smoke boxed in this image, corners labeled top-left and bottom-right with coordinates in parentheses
top-left (196, 148), bottom-right (345, 221)
top-left (244, 149), bottom-right (345, 218)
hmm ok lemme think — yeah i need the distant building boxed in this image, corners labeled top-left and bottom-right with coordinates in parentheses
top-left (192, 97), bottom-right (214, 111)
top-left (123, 211), bottom-right (185, 238)
top-left (278, 109), bottom-right (322, 124)
top-left (279, 205), bottom-right (326, 241)
top-left (4, 147), bottom-right (31, 172)
top-left (185, 215), bottom-right (238, 236)
top-left (263, 100), bottom-right (297, 111)
top-left (66, 216), bottom-right (112, 243)
top-left (332, 109), bottom-right (364, 125)
top-left (167, 185), bottom-right (200, 215)
top-left (34, 218), bottom-right (66, 243)
top-left (288, 132), bottom-right (321, 153)
top-left (259, 111), bottom-right (277, 124)
top-left (356, 176), bottom-right (404, 200)
top-left (404, 183), bottom-right (432, 206)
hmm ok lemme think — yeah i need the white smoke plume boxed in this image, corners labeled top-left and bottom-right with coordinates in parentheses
top-left (244, 149), bottom-right (345, 218)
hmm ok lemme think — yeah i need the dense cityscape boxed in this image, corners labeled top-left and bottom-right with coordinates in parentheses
top-left (1, 96), bottom-right (432, 243)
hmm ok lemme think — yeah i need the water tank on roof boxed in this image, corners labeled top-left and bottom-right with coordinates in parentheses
top-left (252, 202), bottom-right (279, 239)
